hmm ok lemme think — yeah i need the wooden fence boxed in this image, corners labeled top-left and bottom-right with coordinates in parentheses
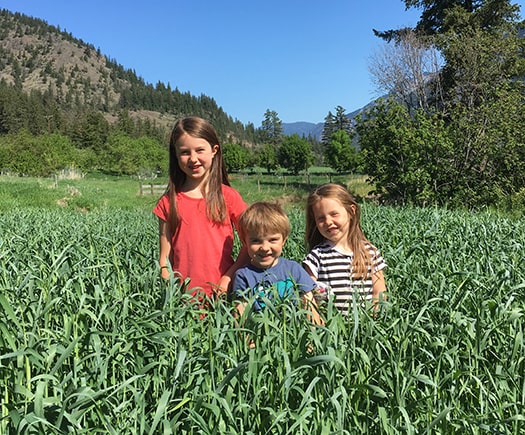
top-left (139, 182), bottom-right (167, 196)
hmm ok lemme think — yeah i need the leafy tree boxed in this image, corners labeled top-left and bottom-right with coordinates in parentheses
top-left (277, 134), bottom-right (314, 175)
top-left (0, 130), bottom-right (80, 176)
top-left (324, 129), bottom-right (359, 174)
top-left (359, 0), bottom-right (525, 208)
top-left (103, 132), bottom-right (166, 175)
top-left (437, 6), bottom-right (524, 112)
top-left (355, 98), bottom-right (452, 205)
top-left (223, 142), bottom-right (250, 173)
top-left (255, 143), bottom-right (279, 174)
top-left (374, 0), bottom-right (520, 41)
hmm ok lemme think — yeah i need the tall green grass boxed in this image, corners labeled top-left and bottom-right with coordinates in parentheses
top-left (1, 206), bottom-right (523, 433)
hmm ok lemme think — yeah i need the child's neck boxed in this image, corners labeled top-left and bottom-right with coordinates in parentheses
top-left (181, 179), bottom-right (206, 198)
top-left (332, 239), bottom-right (352, 254)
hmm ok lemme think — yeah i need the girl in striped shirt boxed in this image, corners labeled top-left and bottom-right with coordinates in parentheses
top-left (303, 183), bottom-right (386, 315)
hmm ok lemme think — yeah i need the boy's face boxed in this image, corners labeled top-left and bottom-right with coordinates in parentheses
top-left (245, 231), bottom-right (285, 269)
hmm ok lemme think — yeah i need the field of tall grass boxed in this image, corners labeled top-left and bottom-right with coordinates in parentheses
top-left (1, 194), bottom-right (524, 433)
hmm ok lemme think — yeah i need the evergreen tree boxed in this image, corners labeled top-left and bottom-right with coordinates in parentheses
top-left (321, 106), bottom-right (352, 147)
top-left (260, 109), bottom-right (283, 145)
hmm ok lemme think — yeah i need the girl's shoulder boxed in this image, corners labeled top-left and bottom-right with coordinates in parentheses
top-left (152, 192), bottom-right (170, 217)
top-left (363, 241), bottom-right (380, 254)
top-left (312, 241), bottom-right (335, 253)
top-left (222, 184), bottom-right (246, 207)
top-left (221, 184), bottom-right (242, 198)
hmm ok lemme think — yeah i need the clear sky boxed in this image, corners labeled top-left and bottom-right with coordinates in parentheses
top-left (1, 0), bottom-right (524, 126)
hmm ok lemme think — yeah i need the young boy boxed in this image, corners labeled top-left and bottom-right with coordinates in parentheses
top-left (231, 202), bottom-right (321, 324)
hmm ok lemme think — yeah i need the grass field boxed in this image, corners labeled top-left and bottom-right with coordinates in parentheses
top-left (0, 171), bottom-right (370, 212)
top-left (1, 174), bottom-right (524, 433)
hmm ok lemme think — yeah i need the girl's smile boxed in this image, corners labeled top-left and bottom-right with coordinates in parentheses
top-left (311, 197), bottom-right (353, 250)
top-left (175, 133), bottom-right (218, 185)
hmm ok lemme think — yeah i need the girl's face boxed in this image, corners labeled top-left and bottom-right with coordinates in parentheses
top-left (175, 133), bottom-right (218, 186)
top-left (245, 231), bottom-right (285, 269)
top-left (311, 197), bottom-right (354, 249)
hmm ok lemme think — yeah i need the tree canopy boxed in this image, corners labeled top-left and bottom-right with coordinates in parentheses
top-left (359, 0), bottom-right (525, 209)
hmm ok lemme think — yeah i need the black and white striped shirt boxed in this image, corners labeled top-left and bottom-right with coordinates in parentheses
top-left (303, 241), bottom-right (386, 315)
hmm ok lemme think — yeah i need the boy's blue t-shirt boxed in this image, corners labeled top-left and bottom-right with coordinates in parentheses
top-left (232, 258), bottom-right (316, 311)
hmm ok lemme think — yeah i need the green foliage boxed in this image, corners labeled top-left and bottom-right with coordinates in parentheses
top-left (222, 142), bottom-right (251, 173)
top-left (0, 205), bottom-right (523, 433)
top-left (255, 143), bottom-right (279, 174)
top-left (364, 0), bottom-right (525, 209)
top-left (260, 109), bottom-right (283, 145)
top-left (357, 31), bottom-right (525, 209)
top-left (0, 130), bottom-right (83, 176)
top-left (324, 129), bottom-right (360, 174)
top-left (356, 99), bottom-right (451, 205)
top-left (103, 132), bottom-right (167, 175)
top-left (0, 128), bottom-right (167, 177)
top-left (321, 105), bottom-right (353, 146)
top-left (278, 134), bottom-right (314, 175)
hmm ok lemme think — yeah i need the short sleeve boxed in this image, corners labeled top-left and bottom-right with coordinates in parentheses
top-left (232, 269), bottom-right (250, 298)
top-left (289, 261), bottom-right (316, 293)
top-left (302, 250), bottom-right (320, 280)
top-left (223, 185), bottom-right (247, 230)
top-left (152, 194), bottom-right (169, 221)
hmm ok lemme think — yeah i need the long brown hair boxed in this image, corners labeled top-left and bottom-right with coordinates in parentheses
top-left (305, 183), bottom-right (372, 279)
top-left (166, 116), bottom-right (230, 231)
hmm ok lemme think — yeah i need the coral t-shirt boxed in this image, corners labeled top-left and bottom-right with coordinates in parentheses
top-left (153, 185), bottom-right (246, 297)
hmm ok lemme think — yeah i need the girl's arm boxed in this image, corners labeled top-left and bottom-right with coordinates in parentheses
top-left (158, 218), bottom-right (172, 280)
top-left (371, 269), bottom-right (387, 309)
top-left (302, 291), bottom-right (323, 325)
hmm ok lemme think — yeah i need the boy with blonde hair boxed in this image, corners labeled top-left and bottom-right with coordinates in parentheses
top-left (232, 202), bottom-right (321, 324)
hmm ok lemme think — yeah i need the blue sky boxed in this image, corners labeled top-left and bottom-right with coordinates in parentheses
top-left (1, 0), bottom-right (524, 126)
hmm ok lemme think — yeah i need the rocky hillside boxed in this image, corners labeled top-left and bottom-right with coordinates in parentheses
top-left (0, 9), bottom-right (254, 142)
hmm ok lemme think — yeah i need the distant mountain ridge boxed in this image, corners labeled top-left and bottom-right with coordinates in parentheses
top-left (0, 8), bottom-right (378, 143)
top-left (0, 8), bottom-right (255, 143)
top-left (282, 105), bottom-right (373, 140)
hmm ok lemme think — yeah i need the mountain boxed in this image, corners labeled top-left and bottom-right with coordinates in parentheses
top-left (0, 8), bottom-right (379, 144)
top-left (282, 104), bottom-right (375, 141)
top-left (282, 121), bottom-right (324, 139)
top-left (0, 8), bottom-right (255, 143)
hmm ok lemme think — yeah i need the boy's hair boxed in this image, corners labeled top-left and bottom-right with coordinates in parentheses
top-left (305, 183), bottom-right (372, 279)
top-left (238, 202), bottom-right (290, 243)
top-left (166, 116), bottom-right (230, 230)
